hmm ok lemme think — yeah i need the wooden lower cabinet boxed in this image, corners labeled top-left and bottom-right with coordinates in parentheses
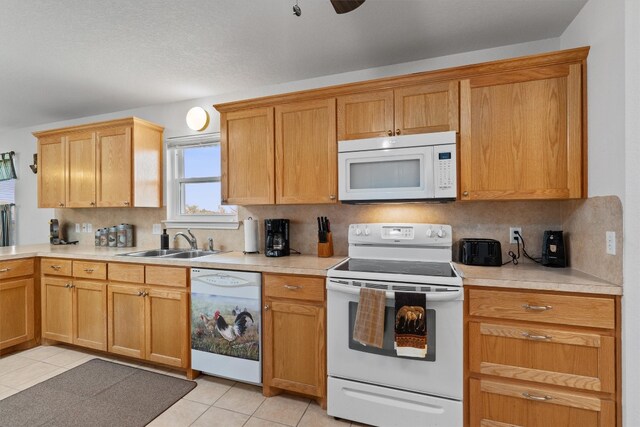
top-left (0, 278), bottom-right (34, 350)
top-left (263, 273), bottom-right (326, 407)
top-left (107, 283), bottom-right (188, 368)
top-left (470, 379), bottom-right (615, 427)
top-left (42, 277), bottom-right (107, 350)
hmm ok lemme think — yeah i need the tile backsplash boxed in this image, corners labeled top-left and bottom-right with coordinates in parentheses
top-left (56, 196), bottom-right (623, 285)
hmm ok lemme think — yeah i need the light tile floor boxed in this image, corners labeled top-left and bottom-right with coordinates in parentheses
top-left (0, 345), bottom-right (368, 427)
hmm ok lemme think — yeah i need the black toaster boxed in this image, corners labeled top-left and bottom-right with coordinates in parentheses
top-left (458, 238), bottom-right (502, 267)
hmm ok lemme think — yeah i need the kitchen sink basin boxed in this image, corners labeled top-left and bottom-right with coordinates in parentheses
top-left (118, 249), bottom-right (224, 259)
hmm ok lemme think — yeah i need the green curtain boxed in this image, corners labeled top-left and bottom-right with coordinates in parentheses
top-left (0, 152), bottom-right (16, 181)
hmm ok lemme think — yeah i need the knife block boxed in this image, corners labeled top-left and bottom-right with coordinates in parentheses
top-left (317, 232), bottom-right (334, 258)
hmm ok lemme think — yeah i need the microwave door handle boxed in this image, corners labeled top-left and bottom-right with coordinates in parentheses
top-left (326, 281), bottom-right (462, 301)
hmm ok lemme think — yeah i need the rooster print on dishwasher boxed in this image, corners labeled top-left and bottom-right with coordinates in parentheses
top-left (192, 294), bottom-right (260, 361)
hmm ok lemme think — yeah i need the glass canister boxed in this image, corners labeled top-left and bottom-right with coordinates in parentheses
top-left (125, 224), bottom-right (133, 247)
top-left (117, 224), bottom-right (127, 248)
top-left (99, 228), bottom-right (108, 247)
top-left (108, 226), bottom-right (117, 247)
top-left (95, 230), bottom-right (101, 246)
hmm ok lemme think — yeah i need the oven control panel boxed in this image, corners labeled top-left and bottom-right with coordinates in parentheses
top-left (349, 223), bottom-right (452, 246)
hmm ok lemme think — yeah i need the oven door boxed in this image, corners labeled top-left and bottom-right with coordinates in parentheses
top-left (326, 279), bottom-right (463, 400)
top-left (338, 145), bottom-right (434, 202)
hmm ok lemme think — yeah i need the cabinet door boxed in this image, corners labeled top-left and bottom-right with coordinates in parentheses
top-left (221, 108), bottom-right (275, 205)
top-left (96, 126), bottom-right (132, 207)
top-left (275, 99), bottom-right (337, 204)
top-left (107, 284), bottom-right (145, 359)
top-left (38, 137), bottom-right (66, 208)
top-left (394, 81), bottom-right (459, 135)
top-left (263, 299), bottom-right (325, 398)
top-left (469, 378), bottom-right (615, 427)
top-left (66, 132), bottom-right (96, 207)
top-left (145, 288), bottom-right (188, 368)
top-left (42, 277), bottom-right (73, 343)
top-left (0, 279), bottom-right (34, 350)
top-left (337, 90), bottom-right (394, 140)
top-left (73, 281), bottom-right (107, 351)
top-left (460, 64), bottom-right (583, 200)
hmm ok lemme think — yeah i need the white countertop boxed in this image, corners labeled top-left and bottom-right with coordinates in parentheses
top-left (0, 245), bottom-right (622, 294)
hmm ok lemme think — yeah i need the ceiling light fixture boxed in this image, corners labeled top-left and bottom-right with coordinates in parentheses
top-left (186, 107), bottom-right (210, 131)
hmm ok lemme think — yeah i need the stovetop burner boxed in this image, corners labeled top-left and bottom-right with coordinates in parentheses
top-left (333, 258), bottom-right (457, 278)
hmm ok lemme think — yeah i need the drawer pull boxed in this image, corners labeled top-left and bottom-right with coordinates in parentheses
top-left (50, 265), bottom-right (62, 271)
top-left (84, 268), bottom-right (95, 273)
top-left (0, 268), bottom-right (10, 273)
top-left (522, 304), bottom-right (552, 311)
top-left (284, 285), bottom-right (301, 290)
top-left (65, 283), bottom-right (72, 288)
top-left (522, 392), bottom-right (553, 402)
top-left (521, 332), bottom-right (552, 341)
top-left (137, 291), bottom-right (144, 296)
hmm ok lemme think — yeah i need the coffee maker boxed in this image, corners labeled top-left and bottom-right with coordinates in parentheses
top-left (541, 230), bottom-right (567, 268)
top-left (265, 219), bottom-right (290, 257)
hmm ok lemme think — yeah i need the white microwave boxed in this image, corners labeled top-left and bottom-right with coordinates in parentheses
top-left (338, 131), bottom-right (457, 203)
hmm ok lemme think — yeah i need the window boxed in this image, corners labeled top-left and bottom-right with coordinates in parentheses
top-left (0, 179), bottom-right (15, 204)
top-left (165, 134), bottom-right (238, 229)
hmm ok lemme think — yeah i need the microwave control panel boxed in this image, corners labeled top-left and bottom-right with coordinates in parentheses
top-left (434, 144), bottom-right (457, 199)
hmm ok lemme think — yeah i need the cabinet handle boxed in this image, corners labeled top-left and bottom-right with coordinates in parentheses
top-left (521, 332), bottom-right (552, 341)
top-left (69, 284), bottom-right (75, 289)
top-left (522, 392), bottom-right (553, 402)
top-left (387, 130), bottom-right (393, 136)
top-left (143, 291), bottom-right (149, 297)
top-left (123, 201), bottom-right (130, 206)
top-left (65, 283), bottom-right (72, 288)
top-left (462, 191), bottom-right (469, 197)
top-left (284, 285), bottom-right (301, 290)
top-left (90, 202), bottom-right (95, 206)
top-left (84, 268), bottom-right (94, 273)
top-left (0, 268), bottom-right (10, 273)
top-left (59, 202), bottom-right (65, 207)
top-left (50, 265), bottom-right (62, 271)
top-left (395, 129), bottom-right (401, 135)
top-left (329, 195), bottom-right (336, 200)
top-left (264, 304), bottom-right (270, 311)
top-left (137, 291), bottom-right (144, 296)
top-left (522, 304), bottom-right (552, 311)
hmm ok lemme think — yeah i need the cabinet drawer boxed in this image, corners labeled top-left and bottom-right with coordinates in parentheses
top-left (470, 378), bottom-right (615, 427)
top-left (73, 260), bottom-right (107, 280)
top-left (0, 258), bottom-right (34, 280)
top-left (469, 321), bottom-right (615, 393)
top-left (145, 266), bottom-right (187, 288)
top-left (109, 263), bottom-right (144, 284)
top-left (468, 289), bottom-right (615, 329)
top-left (264, 274), bottom-right (324, 302)
top-left (41, 258), bottom-right (73, 276)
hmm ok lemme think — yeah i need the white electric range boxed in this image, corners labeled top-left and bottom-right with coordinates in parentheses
top-left (326, 223), bottom-right (463, 427)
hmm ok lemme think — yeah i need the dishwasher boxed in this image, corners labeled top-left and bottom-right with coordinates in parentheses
top-left (191, 268), bottom-right (262, 384)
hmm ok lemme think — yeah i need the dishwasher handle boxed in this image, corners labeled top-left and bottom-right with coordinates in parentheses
top-left (326, 280), bottom-right (463, 301)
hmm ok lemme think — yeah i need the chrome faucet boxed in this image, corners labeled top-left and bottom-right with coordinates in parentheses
top-left (174, 229), bottom-right (198, 250)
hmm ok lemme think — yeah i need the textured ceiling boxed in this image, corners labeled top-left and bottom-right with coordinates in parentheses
top-left (0, 0), bottom-right (586, 132)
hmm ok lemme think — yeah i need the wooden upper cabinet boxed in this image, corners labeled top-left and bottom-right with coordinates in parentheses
top-left (276, 99), bottom-right (337, 204)
top-left (337, 82), bottom-right (459, 141)
top-left (66, 132), bottom-right (96, 207)
top-left (337, 90), bottom-right (394, 140)
top-left (460, 63), bottom-right (584, 201)
top-left (38, 136), bottom-right (66, 208)
top-left (34, 117), bottom-right (163, 208)
top-left (394, 81), bottom-right (459, 136)
top-left (221, 108), bottom-right (275, 205)
top-left (96, 126), bottom-right (132, 207)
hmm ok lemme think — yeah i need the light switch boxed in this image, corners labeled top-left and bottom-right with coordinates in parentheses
top-left (606, 231), bottom-right (616, 255)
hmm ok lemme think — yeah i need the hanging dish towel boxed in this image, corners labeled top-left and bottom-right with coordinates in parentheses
top-left (394, 292), bottom-right (427, 358)
top-left (352, 288), bottom-right (386, 348)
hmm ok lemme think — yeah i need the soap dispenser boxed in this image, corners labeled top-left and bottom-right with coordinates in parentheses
top-left (160, 229), bottom-right (169, 250)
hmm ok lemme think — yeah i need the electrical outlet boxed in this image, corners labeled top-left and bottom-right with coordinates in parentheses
top-left (81, 223), bottom-right (87, 233)
top-left (152, 224), bottom-right (162, 235)
top-left (87, 223), bottom-right (93, 233)
top-left (606, 231), bottom-right (616, 255)
top-left (75, 223), bottom-right (80, 232)
top-left (509, 227), bottom-right (522, 244)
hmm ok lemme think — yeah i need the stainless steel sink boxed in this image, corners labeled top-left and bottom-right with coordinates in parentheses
top-left (118, 249), bottom-right (224, 259)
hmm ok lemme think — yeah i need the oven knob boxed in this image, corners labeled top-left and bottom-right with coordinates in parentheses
top-left (355, 228), bottom-right (362, 236)
top-left (364, 227), bottom-right (370, 236)
top-left (426, 228), bottom-right (433, 238)
top-left (437, 227), bottom-right (446, 238)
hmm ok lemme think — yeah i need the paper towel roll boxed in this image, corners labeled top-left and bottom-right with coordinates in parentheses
top-left (244, 217), bottom-right (259, 253)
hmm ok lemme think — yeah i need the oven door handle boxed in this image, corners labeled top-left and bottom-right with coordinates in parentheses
top-left (326, 281), bottom-right (463, 301)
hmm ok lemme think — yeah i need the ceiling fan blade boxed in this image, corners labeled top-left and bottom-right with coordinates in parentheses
top-left (330, 0), bottom-right (366, 14)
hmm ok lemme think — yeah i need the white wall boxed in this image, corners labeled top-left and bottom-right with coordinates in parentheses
top-left (560, 0), bottom-right (626, 199)
top-left (0, 37), bottom-right (559, 245)
top-left (624, 1), bottom-right (640, 424)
